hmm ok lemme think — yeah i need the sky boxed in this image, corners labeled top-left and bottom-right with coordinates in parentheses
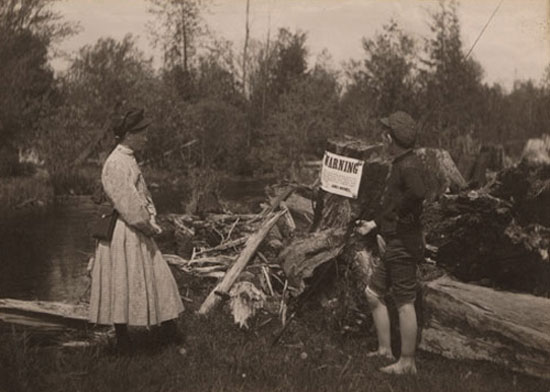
top-left (52, 0), bottom-right (550, 90)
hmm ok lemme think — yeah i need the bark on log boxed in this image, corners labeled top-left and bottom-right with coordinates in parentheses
top-left (420, 275), bottom-right (550, 380)
top-left (278, 227), bottom-right (347, 294)
top-left (198, 209), bottom-right (286, 314)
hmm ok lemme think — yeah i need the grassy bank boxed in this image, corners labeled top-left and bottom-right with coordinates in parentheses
top-left (1, 272), bottom-right (548, 392)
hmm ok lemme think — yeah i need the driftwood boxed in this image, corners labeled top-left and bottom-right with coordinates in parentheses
top-left (420, 275), bottom-right (550, 380)
top-left (0, 299), bottom-right (88, 331)
top-left (228, 281), bottom-right (266, 329)
top-left (198, 209), bottom-right (286, 314)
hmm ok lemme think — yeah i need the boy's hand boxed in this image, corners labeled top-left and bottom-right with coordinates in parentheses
top-left (355, 220), bottom-right (377, 235)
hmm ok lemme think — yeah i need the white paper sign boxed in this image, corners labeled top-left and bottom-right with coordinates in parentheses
top-left (320, 151), bottom-right (364, 199)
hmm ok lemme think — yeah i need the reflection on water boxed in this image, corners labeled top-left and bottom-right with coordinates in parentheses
top-left (0, 197), bottom-right (97, 302)
top-left (0, 177), bottom-right (270, 302)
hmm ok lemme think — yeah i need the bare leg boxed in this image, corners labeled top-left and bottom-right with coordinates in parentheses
top-left (365, 288), bottom-right (394, 360)
top-left (380, 303), bottom-right (417, 375)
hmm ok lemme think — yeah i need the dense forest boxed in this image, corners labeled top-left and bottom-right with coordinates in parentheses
top-left (1, 0), bottom-right (549, 196)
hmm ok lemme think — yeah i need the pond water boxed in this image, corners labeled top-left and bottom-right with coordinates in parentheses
top-left (0, 177), bottom-right (270, 302)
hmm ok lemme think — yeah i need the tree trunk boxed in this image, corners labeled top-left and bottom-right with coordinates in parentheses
top-left (242, 0), bottom-right (250, 98)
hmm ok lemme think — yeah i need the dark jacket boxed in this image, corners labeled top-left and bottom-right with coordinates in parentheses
top-left (375, 150), bottom-right (426, 257)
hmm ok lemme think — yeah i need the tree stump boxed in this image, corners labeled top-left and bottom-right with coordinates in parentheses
top-left (311, 138), bottom-right (387, 232)
top-left (415, 148), bottom-right (467, 201)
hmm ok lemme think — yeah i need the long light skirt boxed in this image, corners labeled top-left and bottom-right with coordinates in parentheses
top-left (89, 220), bottom-right (184, 326)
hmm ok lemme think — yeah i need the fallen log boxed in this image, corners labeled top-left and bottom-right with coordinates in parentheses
top-left (0, 299), bottom-right (88, 331)
top-left (421, 275), bottom-right (550, 380)
top-left (198, 209), bottom-right (286, 315)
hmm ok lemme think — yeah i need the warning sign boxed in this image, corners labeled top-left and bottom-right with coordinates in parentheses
top-left (320, 151), bottom-right (364, 199)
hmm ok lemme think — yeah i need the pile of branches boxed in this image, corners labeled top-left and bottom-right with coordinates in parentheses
top-left (156, 183), bottom-right (317, 328)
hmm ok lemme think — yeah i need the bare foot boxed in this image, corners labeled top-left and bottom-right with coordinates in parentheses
top-left (379, 361), bottom-right (417, 375)
top-left (366, 350), bottom-right (395, 360)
